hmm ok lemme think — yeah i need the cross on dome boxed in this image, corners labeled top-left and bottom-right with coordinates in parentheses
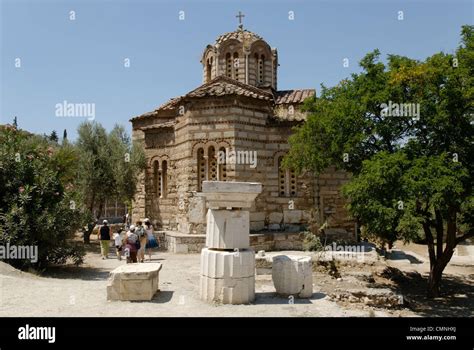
top-left (236, 11), bottom-right (245, 29)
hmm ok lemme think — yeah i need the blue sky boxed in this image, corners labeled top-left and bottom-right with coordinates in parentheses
top-left (1, 0), bottom-right (472, 139)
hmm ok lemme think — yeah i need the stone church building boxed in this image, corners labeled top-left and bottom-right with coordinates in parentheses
top-left (130, 25), bottom-right (354, 251)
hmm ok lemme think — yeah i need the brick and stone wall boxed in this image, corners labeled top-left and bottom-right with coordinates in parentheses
top-left (163, 230), bottom-right (304, 254)
top-left (317, 168), bottom-right (356, 241)
top-left (131, 96), bottom-right (355, 240)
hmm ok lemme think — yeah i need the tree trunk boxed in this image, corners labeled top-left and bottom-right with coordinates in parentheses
top-left (83, 223), bottom-right (95, 244)
top-left (84, 231), bottom-right (90, 244)
top-left (84, 193), bottom-right (96, 244)
top-left (426, 210), bottom-right (457, 298)
top-left (427, 263), bottom-right (443, 297)
top-left (427, 248), bottom-right (455, 297)
top-left (97, 200), bottom-right (104, 221)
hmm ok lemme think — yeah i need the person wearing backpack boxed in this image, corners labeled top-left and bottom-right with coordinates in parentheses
top-left (135, 221), bottom-right (147, 263)
top-left (124, 225), bottom-right (139, 263)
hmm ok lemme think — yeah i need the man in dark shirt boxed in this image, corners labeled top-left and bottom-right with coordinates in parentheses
top-left (98, 220), bottom-right (111, 259)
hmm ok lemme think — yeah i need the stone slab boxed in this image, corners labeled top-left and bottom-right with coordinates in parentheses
top-left (283, 210), bottom-right (303, 224)
top-left (250, 221), bottom-right (265, 231)
top-left (268, 212), bottom-right (283, 224)
top-left (188, 196), bottom-right (206, 224)
top-left (202, 181), bottom-right (262, 193)
top-left (199, 181), bottom-right (262, 209)
top-left (107, 263), bottom-right (162, 301)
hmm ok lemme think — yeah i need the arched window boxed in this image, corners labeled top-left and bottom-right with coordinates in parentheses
top-left (258, 54), bottom-right (265, 84)
top-left (154, 160), bottom-right (161, 198)
top-left (218, 147), bottom-right (227, 181)
top-left (208, 146), bottom-right (217, 181)
top-left (254, 54), bottom-right (259, 83)
top-left (233, 52), bottom-right (239, 80)
top-left (226, 53), bottom-right (232, 78)
top-left (206, 57), bottom-right (212, 82)
top-left (161, 160), bottom-right (168, 198)
top-left (197, 148), bottom-right (205, 191)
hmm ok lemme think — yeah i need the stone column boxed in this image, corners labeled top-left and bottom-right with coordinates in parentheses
top-left (199, 181), bottom-right (262, 304)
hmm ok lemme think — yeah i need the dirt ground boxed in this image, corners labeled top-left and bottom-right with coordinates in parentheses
top-left (0, 238), bottom-right (472, 317)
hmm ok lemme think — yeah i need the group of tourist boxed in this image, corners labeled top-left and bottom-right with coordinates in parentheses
top-left (97, 218), bottom-right (160, 263)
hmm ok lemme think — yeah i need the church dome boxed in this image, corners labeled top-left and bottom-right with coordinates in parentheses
top-left (215, 28), bottom-right (263, 47)
top-left (201, 26), bottom-right (278, 90)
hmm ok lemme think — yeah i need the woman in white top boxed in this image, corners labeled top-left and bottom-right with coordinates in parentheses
top-left (112, 228), bottom-right (124, 261)
top-left (144, 219), bottom-right (159, 261)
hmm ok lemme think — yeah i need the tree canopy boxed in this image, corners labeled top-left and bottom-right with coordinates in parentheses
top-left (0, 120), bottom-right (146, 267)
top-left (0, 125), bottom-right (86, 269)
top-left (75, 122), bottom-right (145, 242)
top-left (284, 25), bottom-right (473, 297)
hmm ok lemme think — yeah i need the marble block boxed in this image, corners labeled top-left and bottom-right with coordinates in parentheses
top-left (272, 255), bottom-right (312, 298)
top-left (206, 209), bottom-right (250, 249)
top-left (107, 263), bottom-right (162, 301)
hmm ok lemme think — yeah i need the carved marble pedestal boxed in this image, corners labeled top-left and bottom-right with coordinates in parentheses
top-left (199, 181), bottom-right (262, 304)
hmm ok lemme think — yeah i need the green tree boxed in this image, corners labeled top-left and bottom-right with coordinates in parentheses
top-left (49, 130), bottom-right (59, 143)
top-left (0, 125), bottom-right (87, 270)
top-left (13, 116), bottom-right (18, 129)
top-left (284, 26), bottom-right (473, 297)
top-left (75, 122), bottom-right (145, 243)
top-left (107, 125), bottom-right (146, 206)
top-left (75, 122), bottom-right (114, 242)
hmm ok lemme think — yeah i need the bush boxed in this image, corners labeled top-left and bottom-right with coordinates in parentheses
top-left (0, 126), bottom-right (87, 270)
top-left (302, 231), bottom-right (324, 251)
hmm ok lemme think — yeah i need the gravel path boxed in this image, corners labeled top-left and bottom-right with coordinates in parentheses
top-left (0, 248), bottom-right (382, 317)
top-left (3, 240), bottom-right (471, 317)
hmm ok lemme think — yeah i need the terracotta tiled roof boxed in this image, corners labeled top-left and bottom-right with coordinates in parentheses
top-left (215, 28), bottom-right (262, 46)
top-left (274, 89), bottom-right (315, 104)
top-left (131, 78), bottom-right (315, 122)
top-left (130, 77), bottom-right (272, 122)
top-left (186, 76), bottom-right (273, 101)
top-left (130, 97), bottom-right (183, 121)
top-left (155, 97), bottom-right (183, 111)
top-left (140, 120), bottom-right (176, 131)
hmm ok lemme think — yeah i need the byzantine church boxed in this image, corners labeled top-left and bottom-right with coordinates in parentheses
top-left (130, 21), bottom-right (354, 251)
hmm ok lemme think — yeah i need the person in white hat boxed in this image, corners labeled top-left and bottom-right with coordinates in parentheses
top-left (98, 220), bottom-right (111, 259)
top-left (124, 225), bottom-right (139, 263)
